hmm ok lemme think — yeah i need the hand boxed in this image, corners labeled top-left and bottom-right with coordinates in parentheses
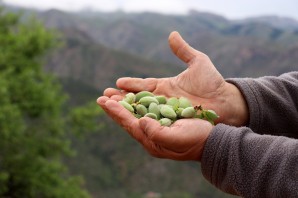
top-left (104, 31), bottom-right (248, 126)
top-left (97, 96), bottom-right (213, 161)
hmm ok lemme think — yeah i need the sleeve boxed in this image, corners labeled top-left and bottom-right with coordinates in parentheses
top-left (201, 72), bottom-right (298, 197)
top-left (227, 71), bottom-right (298, 138)
top-left (201, 124), bottom-right (298, 198)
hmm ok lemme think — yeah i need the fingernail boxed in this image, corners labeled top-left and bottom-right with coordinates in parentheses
top-left (97, 97), bottom-right (106, 105)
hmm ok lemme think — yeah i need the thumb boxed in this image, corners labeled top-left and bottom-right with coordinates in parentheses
top-left (116, 77), bottom-right (158, 92)
top-left (168, 31), bottom-right (202, 64)
top-left (139, 117), bottom-right (173, 145)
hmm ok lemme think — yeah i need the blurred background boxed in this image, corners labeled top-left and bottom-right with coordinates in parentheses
top-left (0, 0), bottom-right (297, 197)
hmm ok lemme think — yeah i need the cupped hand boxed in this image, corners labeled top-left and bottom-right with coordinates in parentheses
top-left (104, 31), bottom-right (248, 126)
top-left (97, 96), bottom-right (213, 161)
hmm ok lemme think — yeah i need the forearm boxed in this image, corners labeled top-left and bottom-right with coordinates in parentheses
top-left (201, 124), bottom-right (298, 198)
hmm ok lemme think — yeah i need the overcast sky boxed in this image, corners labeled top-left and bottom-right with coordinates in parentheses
top-left (4, 0), bottom-right (298, 20)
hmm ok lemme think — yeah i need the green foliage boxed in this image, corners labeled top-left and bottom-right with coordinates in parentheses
top-left (68, 101), bottom-right (104, 137)
top-left (0, 7), bottom-right (92, 197)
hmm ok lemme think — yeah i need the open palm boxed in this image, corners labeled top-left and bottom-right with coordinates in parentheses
top-left (97, 31), bottom-right (248, 161)
top-left (105, 31), bottom-right (230, 123)
top-left (97, 96), bottom-right (212, 161)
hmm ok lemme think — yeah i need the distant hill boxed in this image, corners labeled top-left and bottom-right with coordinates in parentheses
top-left (45, 27), bottom-right (183, 91)
top-left (242, 15), bottom-right (298, 31)
top-left (39, 9), bottom-right (298, 81)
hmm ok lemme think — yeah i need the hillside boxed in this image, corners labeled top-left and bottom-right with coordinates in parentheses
top-left (39, 8), bottom-right (297, 198)
top-left (4, 5), bottom-right (298, 198)
top-left (40, 9), bottom-right (298, 80)
top-left (45, 27), bottom-right (182, 91)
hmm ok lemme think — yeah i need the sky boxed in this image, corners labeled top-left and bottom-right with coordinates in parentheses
top-left (3, 0), bottom-right (298, 20)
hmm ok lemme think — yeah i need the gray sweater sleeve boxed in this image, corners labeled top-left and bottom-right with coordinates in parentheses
top-left (201, 72), bottom-right (298, 198)
top-left (228, 71), bottom-right (298, 138)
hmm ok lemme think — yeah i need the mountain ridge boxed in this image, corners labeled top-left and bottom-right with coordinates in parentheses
top-left (45, 27), bottom-right (183, 90)
top-left (40, 8), bottom-right (298, 81)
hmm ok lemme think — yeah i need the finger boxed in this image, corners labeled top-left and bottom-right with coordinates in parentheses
top-left (96, 96), bottom-right (109, 107)
top-left (139, 118), bottom-right (208, 161)
top-left (96, 96), bottom-right (114, 116)
top-left (97, 97), bottom-right (154, 151)
top-left (97, 94), bottom-right (122, 104)
top-left (140, 118), bottom-right (204, 147)
top-left (103, 100), bottom-right (147, 143)
top-left (103, 100), bottom-right (136, 128)
top-left (116, 77), bottom-right (158, 92)
top-left (139, 117), bottom-right (175, 146)
top-left (168, 31), bottom-right (203, 64)
top-left (138, 119), bottom-right (199, 161)
top-left (110, 95), bottom-right (123, 101)
top-left (144, 143), bottom-right (192, 161)
top-left (103, 88), bottom-right (126, 97)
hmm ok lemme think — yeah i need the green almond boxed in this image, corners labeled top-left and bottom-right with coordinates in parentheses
top-left (123, 92), bottom-right (136, 104)
top-left (135, 91), bottom-right (154, 102)
top-left (119, 101), bottom-right (134, 113)
top-left (139, 96), bottom-right (159, 107)
top-left (176, 107), bottom-right (184, 118)
top-left (181, 107), bottom-right (196, 118)
top-left (166, 97), bottom-right (179, 108)
top-left (205, 109), bottom-right (219, 120)
top-left (144, 113), bottom-right (157, 120)
top-left (155, 96), bottom-right (167, 104)
top-left (179, 97), bottom-right (192, 108)
top-left (136, 104), bottom-right (147, 116)
top-left (148, 103), bottom-right (160, 119)
top-left (160, 105), bottom-right (177, 119)
top-left (133, 113), bottom-right (142, 119)
top-left (159, 118), bottom-right (172, 126)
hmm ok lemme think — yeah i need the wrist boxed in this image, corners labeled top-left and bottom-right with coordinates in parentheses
top-left (222, 82), bottom-right (249, 126)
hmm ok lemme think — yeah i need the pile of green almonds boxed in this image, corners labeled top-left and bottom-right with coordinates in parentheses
top-left (119, 91), bottom-right (219, 126)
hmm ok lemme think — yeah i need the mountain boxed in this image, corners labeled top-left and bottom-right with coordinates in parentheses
top-left (242, 15), bottom-right (298, 31)
top-left (40, 9), bottom-right (298, 79)
top-left (45, 27), bottom-right (183, 91)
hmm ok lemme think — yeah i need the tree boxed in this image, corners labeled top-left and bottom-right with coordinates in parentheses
top-left (0, 7), bottom-right (101, 197)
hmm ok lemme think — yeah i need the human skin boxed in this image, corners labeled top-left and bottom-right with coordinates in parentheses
top-left (97, 31), bottom-right (249, 161)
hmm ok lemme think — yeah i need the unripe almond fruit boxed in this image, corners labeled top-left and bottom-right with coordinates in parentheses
top-left (119, 101), bottom-right (134, 113)
top-left (135, 91), bottom-right (154, 102)
top-left (139, 96), bottom-right (159, 107)
top-left (160, 105), bottom-right (177, 119)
